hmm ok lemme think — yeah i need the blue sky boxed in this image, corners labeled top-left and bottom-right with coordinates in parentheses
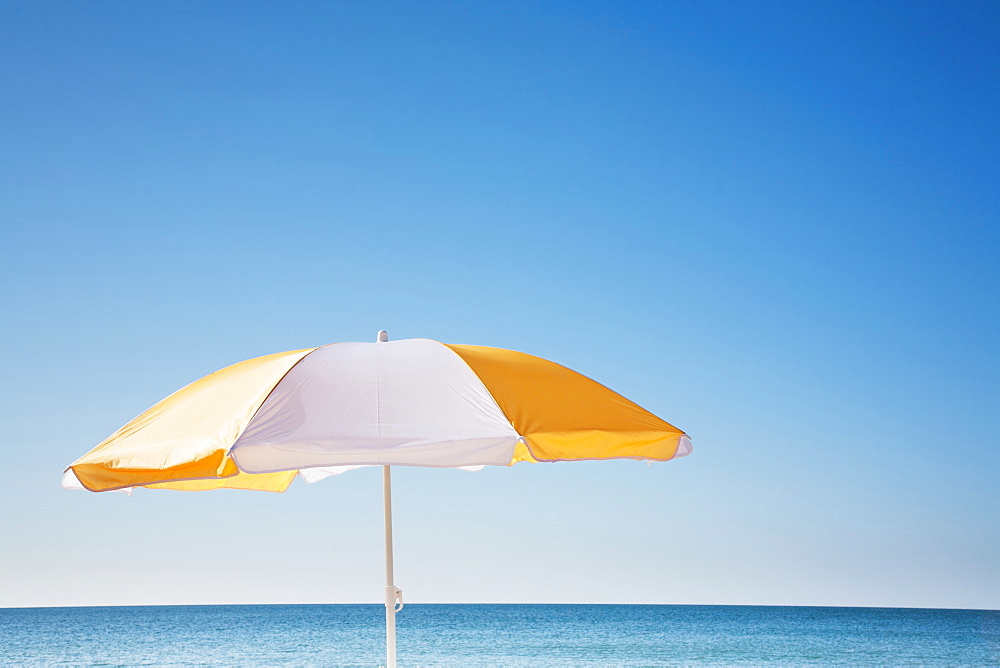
top-left (1, 1), bottom-right (997, 610)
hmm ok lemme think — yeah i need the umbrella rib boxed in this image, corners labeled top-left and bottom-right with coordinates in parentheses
top-left (374, 340), bottom-right (383, 448)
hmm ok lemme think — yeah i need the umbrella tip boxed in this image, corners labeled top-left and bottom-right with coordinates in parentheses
top-left (377, 330), bottom-right (389, 342)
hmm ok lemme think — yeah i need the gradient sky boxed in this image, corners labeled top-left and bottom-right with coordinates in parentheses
top-left (1, 1), bottom-right (997, 611)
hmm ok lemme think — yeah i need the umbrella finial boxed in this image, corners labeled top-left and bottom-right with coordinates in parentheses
top-left (377, 330), bottom-right (389, 342)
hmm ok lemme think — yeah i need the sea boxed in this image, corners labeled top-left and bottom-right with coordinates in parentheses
top-left (1, 604), bottom-right (997, 666)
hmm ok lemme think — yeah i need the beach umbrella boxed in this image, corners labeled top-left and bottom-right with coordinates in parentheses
top-left (63, 332), bottom-right (691, 667)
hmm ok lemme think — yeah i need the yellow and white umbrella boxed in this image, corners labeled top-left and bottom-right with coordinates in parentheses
top-left (64, 332), bottom-right (691, 666)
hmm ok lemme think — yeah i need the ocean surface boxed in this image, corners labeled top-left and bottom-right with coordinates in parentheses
top-left (1, 604), bottom-right (997, 666)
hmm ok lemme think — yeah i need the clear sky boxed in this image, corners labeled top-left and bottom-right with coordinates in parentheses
top-left (1, 1), bottom-right (997, 611)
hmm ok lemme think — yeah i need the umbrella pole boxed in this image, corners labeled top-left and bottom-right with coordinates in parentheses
top-left (383, 464), bottom-right (401, 668)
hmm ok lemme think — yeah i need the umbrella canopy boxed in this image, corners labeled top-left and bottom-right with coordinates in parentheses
top-left (64, 337), bottom-right (690, 492)
top-left (63, 334), bottom-right (691, 667)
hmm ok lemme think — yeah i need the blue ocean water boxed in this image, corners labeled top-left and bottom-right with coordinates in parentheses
top-left (1, 604), bottom-right (996, 666)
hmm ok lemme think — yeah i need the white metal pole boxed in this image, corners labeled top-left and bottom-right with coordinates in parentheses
top-left (383, 464), bottom-right (398, 668)
top-left (377, 331), bottom-right (401, 668)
